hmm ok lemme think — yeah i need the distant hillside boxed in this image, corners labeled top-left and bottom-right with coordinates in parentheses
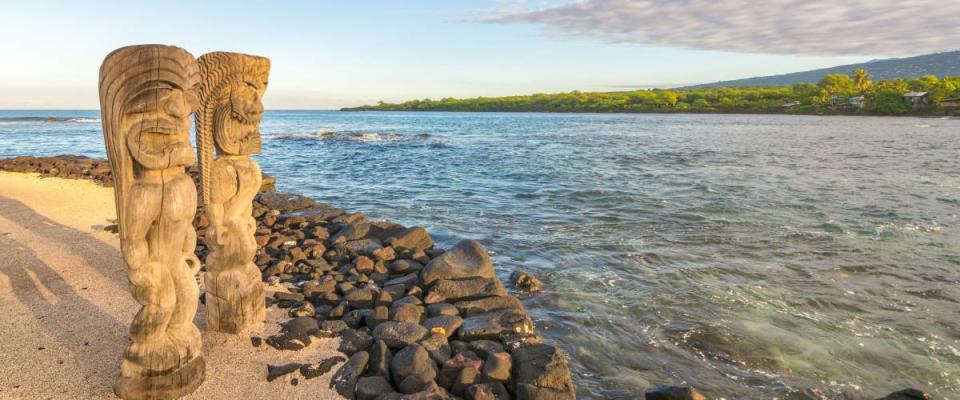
top-left (686, 51), bottom-right (960, 88)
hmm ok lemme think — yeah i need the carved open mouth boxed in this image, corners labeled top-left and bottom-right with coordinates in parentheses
top-left (131, 119), bottom-right (187, 136)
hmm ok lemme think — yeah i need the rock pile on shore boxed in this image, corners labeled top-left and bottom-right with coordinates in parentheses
top-left (2, 155), bottom-right (574, 400)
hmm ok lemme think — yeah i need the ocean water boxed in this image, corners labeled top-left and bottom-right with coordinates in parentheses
top-left (1, 110), bottom-right (959, 399)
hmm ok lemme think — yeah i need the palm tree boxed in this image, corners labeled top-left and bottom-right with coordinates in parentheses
top-left (853, 69), bottom-right (872, 94)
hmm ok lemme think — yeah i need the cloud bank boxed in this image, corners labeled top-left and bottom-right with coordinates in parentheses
top-left (483, 0), bottom-right (960, 56)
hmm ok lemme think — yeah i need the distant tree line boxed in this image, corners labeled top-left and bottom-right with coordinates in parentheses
top-left (344, 70), bottom-right (960, 115)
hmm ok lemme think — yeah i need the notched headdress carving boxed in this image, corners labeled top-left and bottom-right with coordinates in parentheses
top-left (98, 44), bottom-right (199, 233)
top-left (195, 52), bottom-right (270, 205)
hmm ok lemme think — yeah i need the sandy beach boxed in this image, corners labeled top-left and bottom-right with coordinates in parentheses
top-left (0, 172), bottom-right (341, 400)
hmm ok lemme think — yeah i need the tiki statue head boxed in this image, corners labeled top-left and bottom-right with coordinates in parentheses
top-left (99, 45), bottom-right (200, 223)
top-left (195, 52), bottom-right (269, 204)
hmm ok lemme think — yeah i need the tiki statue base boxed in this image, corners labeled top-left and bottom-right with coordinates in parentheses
top-left (113, 356), bottom-right (205, 400)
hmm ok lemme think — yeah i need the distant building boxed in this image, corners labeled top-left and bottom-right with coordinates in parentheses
top-left (782, 101), bottom-right (801, 109)
top-left (903, 92), bottom-right (929, 108)
top-left (848, 96), bottom-right (866, 108)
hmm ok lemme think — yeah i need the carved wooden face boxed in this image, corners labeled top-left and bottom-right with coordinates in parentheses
top-left (214, 80), bottom-right (265, 155)
top-left (123, 79), bottom-right (199, 170)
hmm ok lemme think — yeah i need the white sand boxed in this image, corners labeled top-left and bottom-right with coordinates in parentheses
top-left (0, 172), bottom-right (342, 399)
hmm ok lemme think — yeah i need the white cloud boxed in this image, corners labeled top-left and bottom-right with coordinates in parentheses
top-left (482, 0), bottom-right (960, 56)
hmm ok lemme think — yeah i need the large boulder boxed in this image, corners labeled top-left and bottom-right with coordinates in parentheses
top-left (330, 223), bottom-right (371, 244)
top-left (420, 240), bottom-right (494, 286)
top-left (425, 278), bottom-right (507, 304)
top-left (385, 227), bottom-right (433, 251)
top-left (459, 310), bottom-right (533, 341)
top-left (390, 343), bottom-right (438, 386)
top-left (511, 344), bottom-right (575, 400)
top-left (256, 192), bottom-right (316, 212)
top-left (373, 321), bottom-right (429, 349)
top-left (454, 296), bottom-right (524, 317)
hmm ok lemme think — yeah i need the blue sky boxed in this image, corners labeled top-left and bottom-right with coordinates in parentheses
top-left (0, 0), bottom-right (952, 109)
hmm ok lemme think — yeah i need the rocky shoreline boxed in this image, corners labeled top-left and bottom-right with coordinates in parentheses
top-left (1, 155), bottom-right (573, 400)
top-left (0, 155), bottom-right (939, 400)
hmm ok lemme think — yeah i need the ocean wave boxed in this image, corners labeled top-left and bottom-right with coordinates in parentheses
top-left (271, 130), bottom-right (430, 143)
top-left (0, 116), bottom-right (100, 123)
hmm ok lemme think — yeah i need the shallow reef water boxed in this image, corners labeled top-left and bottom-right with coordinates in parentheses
top-left (2, 110), bottom-right (959, 398)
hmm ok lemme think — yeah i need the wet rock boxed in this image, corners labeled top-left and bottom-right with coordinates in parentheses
top-left (510, 271), bottom-right (544, 293)
top-left (419, 332), bottom-right (452, 365)
top-left (512, 344), bottom-right (575, 400)
top-left (257, 192), bottom-right (316, 212)
top-left (425, 278), bottom-right (507, 304)
top-left (420, 240), bottom-right (494, 286)
top-left (501, 333), bottom-right (544, 352)
top-left (331, 351), bottom-right (370, 398)
top-left (373, 321), bottom-right (429, 348)
top-left (369, 339), bottom-right (393, 380)
top-left (466, 382), bottom-right (511, 400)
top-left (469, 340), bottom-right (505, 359)
top-left (267, 362), bottom-right (303, 382)
top-left (459, 311), bottom-right (534, 341)
top-left (300, 356), bottom-right (346, 379)
top-left (454, 296), bottom-right (524, 317)
top-left (481, 353), bottom-right (511, 383)
top-left (391, 343), bottom-right (438, 387)
top-left (875, 388), bottom-right (934, 400)
top-left (385, 227), bottom-right (433, 251)
top-left (357, 376), bottom-right (398, 400)
top-left (339, 328), bottom-right (374, 355)
top-left (427, 303), bottom-right (460, 318)
top-left (421, 315), bottom-right (463, 338)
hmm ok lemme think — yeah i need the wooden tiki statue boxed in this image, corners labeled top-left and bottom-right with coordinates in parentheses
top-left (196, 52), bottom-right (269, 333)
top-left (99, 45), bottom-right (205, 399)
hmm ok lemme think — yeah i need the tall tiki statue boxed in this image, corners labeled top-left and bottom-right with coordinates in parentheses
top-left (99, 45), bottom-right (205, 399)
top-left (196, 52), bottom-right (269, 333)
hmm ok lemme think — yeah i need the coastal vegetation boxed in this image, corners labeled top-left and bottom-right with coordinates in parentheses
top-left (344, 71), bottom-right (960, 115)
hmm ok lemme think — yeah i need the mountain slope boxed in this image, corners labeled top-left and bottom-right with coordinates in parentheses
top-left (686, 51), bottom-right (960, 88)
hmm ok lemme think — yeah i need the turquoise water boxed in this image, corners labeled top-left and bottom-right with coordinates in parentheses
top-left (2, 110), bottom-right (959, 399)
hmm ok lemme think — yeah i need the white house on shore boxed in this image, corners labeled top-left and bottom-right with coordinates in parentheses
top-left (902, 92), bottom-right (929, 107)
